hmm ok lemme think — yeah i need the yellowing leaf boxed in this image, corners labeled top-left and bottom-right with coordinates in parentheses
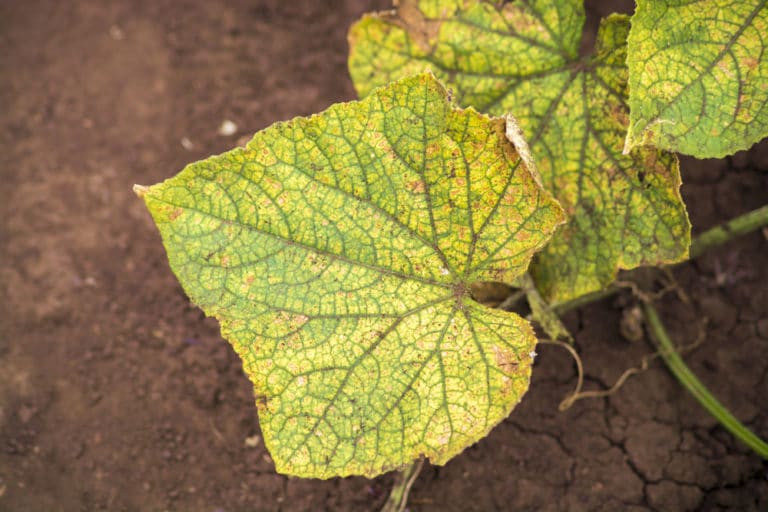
top-left (349, 1), bottom-right (691, 303)
top-left (625, 0), bottom-right (768, 158)
top-left (136, 73), bottom-right (564, 478)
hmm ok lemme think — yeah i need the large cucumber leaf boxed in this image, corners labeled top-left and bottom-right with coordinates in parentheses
top-left (349, 1), bottom-right (691, 303)
top-left (136, 73), bottom-right (564, 478)
top-left (625, 0), bottom-right (768, 158)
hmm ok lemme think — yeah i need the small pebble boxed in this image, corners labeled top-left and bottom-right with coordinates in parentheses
top-left (180, 137), bottom-right (194, 150)
top-left (109, 25), bottom-right (125, 40)
top-left (218, 120), bottom-right (238, 136)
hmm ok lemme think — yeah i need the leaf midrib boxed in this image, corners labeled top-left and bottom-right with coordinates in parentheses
top-left (147, 192), bottom-right (453, 289)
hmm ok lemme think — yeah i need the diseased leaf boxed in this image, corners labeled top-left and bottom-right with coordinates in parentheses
top-left (136, 73), bottom-right (564, 478)
top-left (625, 0), bottom-right (768, 158)
top-left (349, 1), bottom-right (691, 303)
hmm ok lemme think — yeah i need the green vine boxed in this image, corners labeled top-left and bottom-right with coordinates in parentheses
top-left (643, 302), bottom-right (768, 459)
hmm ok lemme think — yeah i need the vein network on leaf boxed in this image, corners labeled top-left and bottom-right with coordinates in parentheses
top-left (348, 0), bottom-right (692, 303)
top-left (137, 72), bottom-right (564, 478)
top-left (625, 0), bottom-right (768, 158)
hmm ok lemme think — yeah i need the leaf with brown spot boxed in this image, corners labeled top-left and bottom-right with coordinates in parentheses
top-left (349, 1), bottom-right (691, 303)
top-left (136, 72), bottom-right (564, 478)
top-left (625, 0), bottom-right (768, 158)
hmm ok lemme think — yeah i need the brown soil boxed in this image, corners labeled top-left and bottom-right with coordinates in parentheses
top-left (1, 1), bottom-right (767, 511)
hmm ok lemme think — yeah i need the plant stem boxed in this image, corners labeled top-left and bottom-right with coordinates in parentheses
top-left (555, 204), bottom-right (768, 314)
top-left (690, 204), bottom-right (768, 258)
top-left (642, 302), bottom-right (768, 460)
top-left (516, 273), bottom-right (572, 342)
top-left (380, 458), bottom-right (424, 512)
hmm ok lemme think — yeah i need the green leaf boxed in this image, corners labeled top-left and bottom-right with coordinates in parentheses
top-left (625, 0), bottom-right (768, 158)
top-left (348, 1), bottom-right (691, 303)
top-left (136, 72), bottom-right (564, 478)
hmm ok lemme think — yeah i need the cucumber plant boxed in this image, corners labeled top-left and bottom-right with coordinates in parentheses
top-left (136, 0), bottom-right (768, 501)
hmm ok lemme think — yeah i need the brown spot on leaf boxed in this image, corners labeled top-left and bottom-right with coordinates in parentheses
top-left (169, 207), bottom-right (184, 221)
top-left (492, 345), bottom-right (518, 394)
top-left (493, 345), bottom-right (519, 372)
top-left (501, 4), bottom-right (540, 34)
top-left (388, 0), bottom-right (443, 54)
top-left (742, 56), bottom-right (759, 71)
top-left (407, 179), bottom-right (426, 193)
top-left (254, 393), bottom-right (269, 412)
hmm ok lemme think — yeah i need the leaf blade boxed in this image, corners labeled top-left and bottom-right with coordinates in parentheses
top-left (139, 72), bottom-right (563, 477)
top-left (625, 0), bottom-right (768, 158)
top-left (349, 1), bottom-right (691, 303)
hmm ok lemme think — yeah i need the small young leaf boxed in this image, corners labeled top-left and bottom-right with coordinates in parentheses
top-left (349, 1), bottom-right (691, 303)
top-left (625, 0), bottom-right (768, 158)
top-left (137, 73), bottom-right (564, 478)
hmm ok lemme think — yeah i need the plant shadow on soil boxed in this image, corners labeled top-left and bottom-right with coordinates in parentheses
top-left (1, 1), bottom-right (767, 510)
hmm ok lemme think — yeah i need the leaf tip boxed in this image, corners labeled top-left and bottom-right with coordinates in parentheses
top-left (133, 184), bottom-right (150, 197)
